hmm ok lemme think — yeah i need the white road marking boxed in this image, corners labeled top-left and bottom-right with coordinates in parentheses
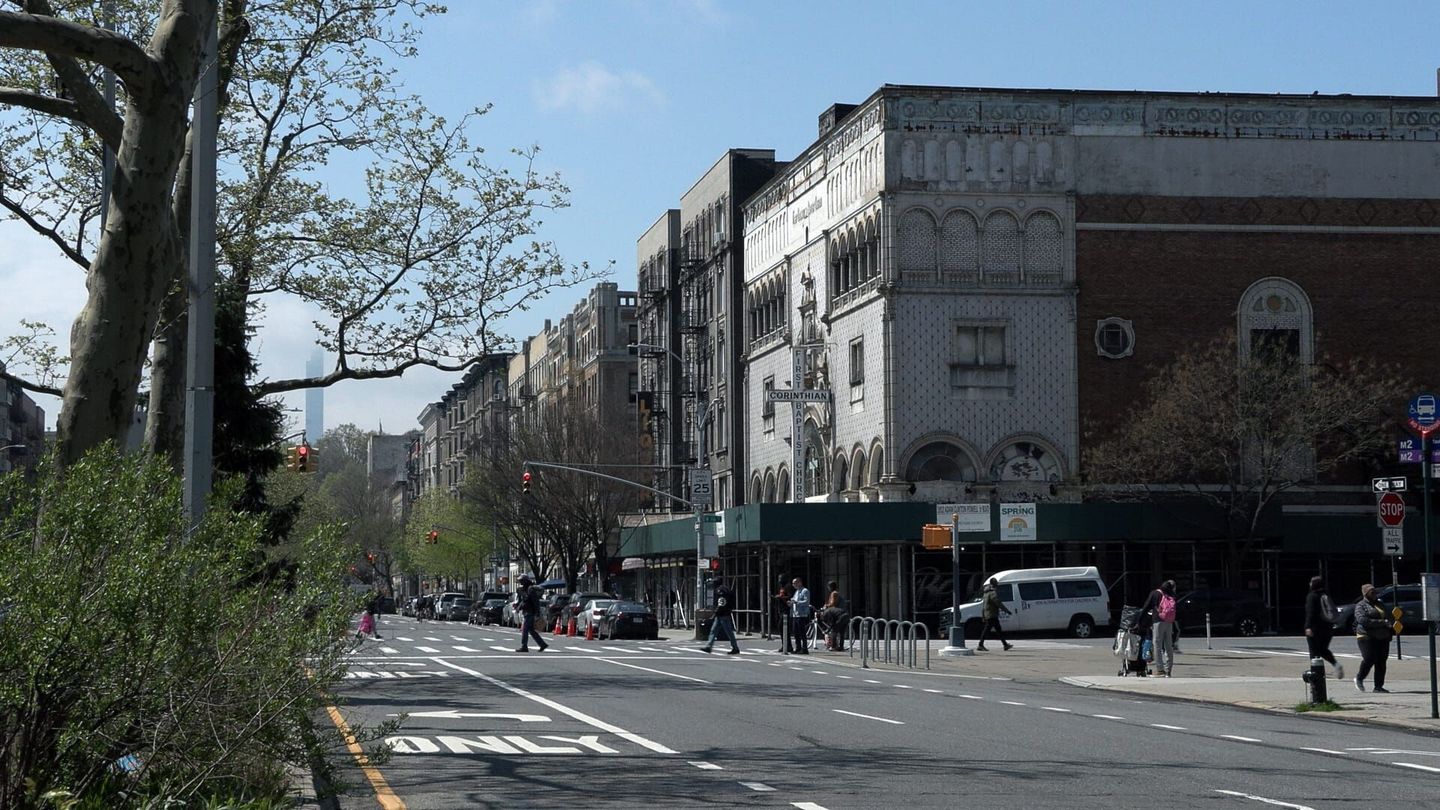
top-left (793, 803), bottom-right (830, 810)
top-left (1221, 735), bottom-right (1263, 743)
top-left (958, 694), bottom-right (984, 700)
top-left (1000, 700), bottom-right (1025, 706)
top-left (424, 637), bottom-right (442, 642)
top-left (836, 675), bottom-right (853, 679)
top-left (637, 647), bottom-right (664, 653)
top-left (380, 647), bottom-right (399, 654)
top-left (1394, 762), bottom-right (1440, 773)
top-left (1299, 747), bottom-right (1346, 755)
top-left (451, 636), bottom-right (466, 641)
top-left (833, 709), bottom-right (904, 725)
top-left (415, 646), bottom-right (441, 653)
top-left (600, 646), bottom-right (632, 654)
top-left (1041, 707), bottom-right (1071, 713)
top-left (740, 782), bottom-right (776, 792)
top-left (768, 662), bottom-right (783, 667)
top-left (1349, 747), bottom-right (1440, 757)
top-left (1092, 714), bottom-right (1125, 720)
top-left (453, 646), bottom-right (483, 653)
top-left (688, 761), bottom-right (723, 770)
top-left (1151, 724), bottom-right (1187, 731)
top-left (811, 670), bottom-right (828, 675)
top-left (1213, 789), bottom-right (1314, 809)
top-left (924, 688), bottom-right (943, 694)
top-left (406, 710), bottom-right (549, 722)
top-left (893, 684), bottom-right (913, 689)
top-left (490, 646), bottom-right (513, 652)
top-left (430, 658), bottom-right (677, 754)
top-left (863, 679), bottom-right (882, 684)
top-left (593, 658), bottom-right (712, 684)
top-left (396, 637), bottom-right (413, 642)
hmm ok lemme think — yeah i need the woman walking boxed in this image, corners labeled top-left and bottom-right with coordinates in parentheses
top-left (1303, 576), bottom-right (1343, 680)
top-left (1353, 584), bottom-right (1393, 693)
top-left (1140, 579), bottom-right (1177, 676)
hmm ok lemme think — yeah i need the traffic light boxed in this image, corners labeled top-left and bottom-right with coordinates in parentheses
top-left (295, 443), bottom-right (311, 473)
top-left (284, 445), bottom-right (298, 471)
top-left (366, 552), bottom-right (376, 564)
top-left (425, 530), bottom-right (438, 545)
top-left (709, 558), bottom-right (721, 572)
top-left (522, 469), bottom-right (532, 495)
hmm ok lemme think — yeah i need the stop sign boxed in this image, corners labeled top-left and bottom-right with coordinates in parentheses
top-left (1378, 492), bottom-right (1406, 527)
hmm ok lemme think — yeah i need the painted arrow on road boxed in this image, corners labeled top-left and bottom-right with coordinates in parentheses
top-left (399, 710), bottom-right (550, 722)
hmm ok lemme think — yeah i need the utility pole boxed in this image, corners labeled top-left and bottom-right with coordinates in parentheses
top-left (183, 4), bottom-right (219, 529)
top-left (691, 398), bottom-right (714, 638)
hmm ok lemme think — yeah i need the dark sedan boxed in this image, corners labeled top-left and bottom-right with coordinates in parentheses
top-left (1175, 588), bottom-right (1268, 636)
top-left (445, 597), bottom-right (474, 622)
top-left (469, 598), bottom-right (507, 626)
top-left (596, 601), bottom-right (659, 640)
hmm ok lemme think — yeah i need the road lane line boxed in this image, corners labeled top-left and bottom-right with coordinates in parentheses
top-left (833, 709), bottom-right (904, 725)
top-left (863, 679), bottom-right (881, 684)
top-left (431, 658), bottom-right (678, 754)
top-left (999, 701), bottom-right (1025, 706)
top-left (810, 670), bottom-right (828, 675)
top-left (1299, 747), bottom-right (1346, 755)
top-left (836, 675), bottom-right (853, 679)
top-left (453, 646), bottom-right (484, 653)
top-left (688, 761), bottom-right (723, 770)
top-left (1221, 735), bottom-right (1263, 743)
top-left (380, 647), bottom-right (399, 654)
top-left (739, 782), bottom-right (776, 791)
top-left (1394, 762), bottom-right (1440, 773)
top-left (415, 646), bottom-right (440, 653)
top-left (924, 688), bottom-right (943, 693)
top-left (1092, 714), bottom-right (1125, 720)
top-left (1151, 723), bottom-right (1187, 731)
top-left (594, 658), bottom-right (712, 684)
top-left (396, 637), bottom-right (413, 641)
top-left (450, 636), bottom-right (466, 641)
top-left (958, 694), bottom-right (983, 700)
top-left (1213, 789), bottom-right (1314, 809)
top-left (1041, 707), bottom-right (1071, 713)
top-left (893, 684), bottom-right (912, 689)
top-left (424, 637), bottom-right (442, 642)
top-left (792, 803), bottom-right (830, 810)
top-left (325, 705), bottom-right (405, 810)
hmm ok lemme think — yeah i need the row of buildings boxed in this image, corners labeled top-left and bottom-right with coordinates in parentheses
top-left (406, 83), bottom-right (1440, 634)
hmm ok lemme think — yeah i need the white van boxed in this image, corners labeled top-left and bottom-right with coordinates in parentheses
top-left (940, 566), bottom-right (1109, 639)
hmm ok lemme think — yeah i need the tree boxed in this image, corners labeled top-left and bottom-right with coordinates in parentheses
top-left (403, 489), bottom-right (494, 588)
top-left (465, 398), bottom-right (641, 593)
top-left (0, 0), bottom-right (602, 466)
top-left (1085, 334), bottom-right (1408, 580)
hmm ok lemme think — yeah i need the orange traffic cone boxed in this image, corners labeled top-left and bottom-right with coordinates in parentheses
top-left (584, 621), bottom-right (596, 641)
top-left (567, 616), bottom-right (578, 637)
top-left (552, 617), bottom-right (563, 635)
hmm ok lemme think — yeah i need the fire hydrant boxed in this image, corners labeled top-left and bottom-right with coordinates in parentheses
top-left (1301, 657), bottom-right (1328, 704)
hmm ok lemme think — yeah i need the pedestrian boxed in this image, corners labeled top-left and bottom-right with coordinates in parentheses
top-left (1303, 575), bottom-right (1343, 681)
top-left (821, 580), bottom-right (849, 651)
top-left (700, 576), bottom-right (741, 655)
top-left (1140, 579), bottom-right (1177, 676)
top-left (515, 575), bottom-right (550, 653)
top-left (353, 607), bottom-right (379, 646)
top-left (975, 578), bottom-right (1013, 651)
top-left (1353, 583), bottom-right (1392, 693)
top-left (790, 577), bottom-right (812, 654)
top-left (775, 577), bottom-right (795, 653)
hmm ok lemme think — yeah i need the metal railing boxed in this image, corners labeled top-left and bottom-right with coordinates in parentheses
top-left (848, 615), bottom-right (930, 670)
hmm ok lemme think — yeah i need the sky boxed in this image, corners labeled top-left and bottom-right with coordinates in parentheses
top-left (4, 0), bottom-right (1440, 437)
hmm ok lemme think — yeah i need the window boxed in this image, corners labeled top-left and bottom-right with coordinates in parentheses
top-left (950, 322), bottom-right (1012, 398)
top-left (1056, 580), bottom-right (1102, 599)
top-left (954, 324), bottom-right (1006, 366)
top-left (1017, 582), bottom-right (1055, 601)
top-left (1094, 318), bottom-right (1134, 359)
top-left (848, 338), bottom-right (864, 385)
top-left (627, 372), bottom-right (638, 401)
top-left (762, 376), bottom-right (775, 424)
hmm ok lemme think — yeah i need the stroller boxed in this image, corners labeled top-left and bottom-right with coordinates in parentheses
top-left (1113, 605), bottom-right (1151, 677)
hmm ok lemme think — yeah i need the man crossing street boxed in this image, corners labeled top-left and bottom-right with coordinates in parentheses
top-left (515, 576), bottom-right (549, 653)
top-left (701, 577), bottom-right (741, 655)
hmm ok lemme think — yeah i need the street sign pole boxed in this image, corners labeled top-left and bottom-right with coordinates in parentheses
top-left (950, 513), bottom-right (964, 649)
top-left (1427, 430), bottom-right (1437, 718)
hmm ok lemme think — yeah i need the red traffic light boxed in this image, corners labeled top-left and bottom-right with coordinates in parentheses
top-left (522, 470), bottom-right (532, 495)
top-left (709, 558), bottom-right (721, 571)
top-left (425, 530), bottom-right (438, 544)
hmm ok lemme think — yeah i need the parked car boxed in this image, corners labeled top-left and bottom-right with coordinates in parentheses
top-left (433, 591), bottom-right (467, 621)
top-left (1175, 588), bottom-right (1268, 636)
top-left (563, 592), bottom-right (615, 623)
top-left (939, 567), bottom-right (1109, 639)
top-left (543, 593), bottom-right (572, 629)
top-left (502, 599), bottom-right (522, 628)
top-left (596, 601), bottom-right (659, 640)
top-left (444, 597), bottom-right (474, 622)
top-left (470, 598), bottom-right (507, 626)
top-left (1334, 584), bottom-right (1422, 634)
top-left (576, 598), bottom-right (619, 634)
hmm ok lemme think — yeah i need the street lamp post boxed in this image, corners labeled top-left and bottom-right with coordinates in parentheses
top-left (632, 342), bottom-right (711, 633)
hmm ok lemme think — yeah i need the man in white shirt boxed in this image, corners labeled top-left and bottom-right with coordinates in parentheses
top-left (790, 577), bottom-right (812, 654)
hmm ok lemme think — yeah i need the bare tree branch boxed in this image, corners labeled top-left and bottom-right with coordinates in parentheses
top-left (0, 189), bottom-right (90, 268)
top-left (1, 369), bottom-right (62, 398)
top-left (0, 10), bottom-right (165, 102)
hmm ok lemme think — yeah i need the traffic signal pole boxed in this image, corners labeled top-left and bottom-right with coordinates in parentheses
top-left (1426, 431), bottom-right (1437, 719)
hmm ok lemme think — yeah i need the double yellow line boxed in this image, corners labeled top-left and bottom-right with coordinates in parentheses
top-left (325, 704), bottom-right (405, 810)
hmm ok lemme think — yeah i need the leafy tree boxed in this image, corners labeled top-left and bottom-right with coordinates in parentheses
top-left (0, 445), bottom-right (388, 805)
top-left (403, 488), bottom-right (494, 589)
top-left (1085, 334), bottom-right (1407, 580)
top-left (0, 0), bottom-right (601, 465)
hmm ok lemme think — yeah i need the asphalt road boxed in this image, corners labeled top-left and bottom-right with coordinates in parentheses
top-left (331, 616), bottom-right (1440, 809)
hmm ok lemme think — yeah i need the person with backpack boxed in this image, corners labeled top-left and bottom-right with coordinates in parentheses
top-left (1304, 575), bottom-right (1343, 681)
top-left (1141, 579), bottom-right (1178, 676)
top-left (514, 576), bottom-right (549, 653)
top-left (700, 576), bottom-right (741, 655)
top-left (1353, 583), bottom-right (1392, 693)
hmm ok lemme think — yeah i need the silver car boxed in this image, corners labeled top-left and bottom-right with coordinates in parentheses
top-left (577, 599), bottom-right (618, 634)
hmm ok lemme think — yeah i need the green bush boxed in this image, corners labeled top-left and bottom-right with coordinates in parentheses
top-left (0, 446), bottom-right (364, 807)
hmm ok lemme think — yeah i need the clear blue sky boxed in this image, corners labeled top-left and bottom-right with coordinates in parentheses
top-left (5, 1), bottom-right (1438, 435)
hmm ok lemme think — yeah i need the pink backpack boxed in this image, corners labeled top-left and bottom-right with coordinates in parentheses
top-left (1157, 593), bottom-right (1177, 623)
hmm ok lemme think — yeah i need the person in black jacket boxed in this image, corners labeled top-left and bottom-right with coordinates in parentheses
top-left (1353, 583), bottom-right (1391, 692)
top-left (701, 577), bottom-right (741, 655)
top-left (1303, 575), bottom-right (1343, 680)
top-left (774, 577), bottom-right (795, 653)
top-left (514, 576), bottom-right (549, 653)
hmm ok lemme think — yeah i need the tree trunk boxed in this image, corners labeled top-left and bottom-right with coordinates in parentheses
top-left (55, 5), bottom-right (206, 466)
top-left (146, 279), bottom-right (188, 467)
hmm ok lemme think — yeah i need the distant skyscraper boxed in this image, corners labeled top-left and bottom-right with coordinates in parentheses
top-left (305, 350), bottom-right (324, 442)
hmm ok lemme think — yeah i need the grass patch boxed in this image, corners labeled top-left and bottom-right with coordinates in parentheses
top-left (1295, 700), bottom-right (1346, 713)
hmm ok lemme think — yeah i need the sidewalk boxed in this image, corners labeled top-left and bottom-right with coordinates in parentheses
top-left (819, 635), bottom-right (1440, 733)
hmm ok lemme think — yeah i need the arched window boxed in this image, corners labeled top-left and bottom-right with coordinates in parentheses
top-left (988, 440), bottom-right (1064, 482)
top-left (898, 209), bottom-right (937, 274)
top-left (752, 475), bottom-right (762, 505)
top-left (1023, 211), bottom-right (1063, 285)
top-left (833, 454), bottom-right (848, 494)
top-left (1238, 277), bottom-right (1313, 365)
top-left (904, 441), bottom-right (979, 482)
top-left (777, 467), bottom-right (791, 503)
top-left (763, 470), bottom-right (777, 504)
top-left (940, 210), bottom-right (979, 283)
top-left (850, 449), bottom-right (867, 491)
top-left (982, 211), bottom-right (1021, 283)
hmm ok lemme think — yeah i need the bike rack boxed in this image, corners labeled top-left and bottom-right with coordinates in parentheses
top-left (849, 615), bottom-right (929, 670)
